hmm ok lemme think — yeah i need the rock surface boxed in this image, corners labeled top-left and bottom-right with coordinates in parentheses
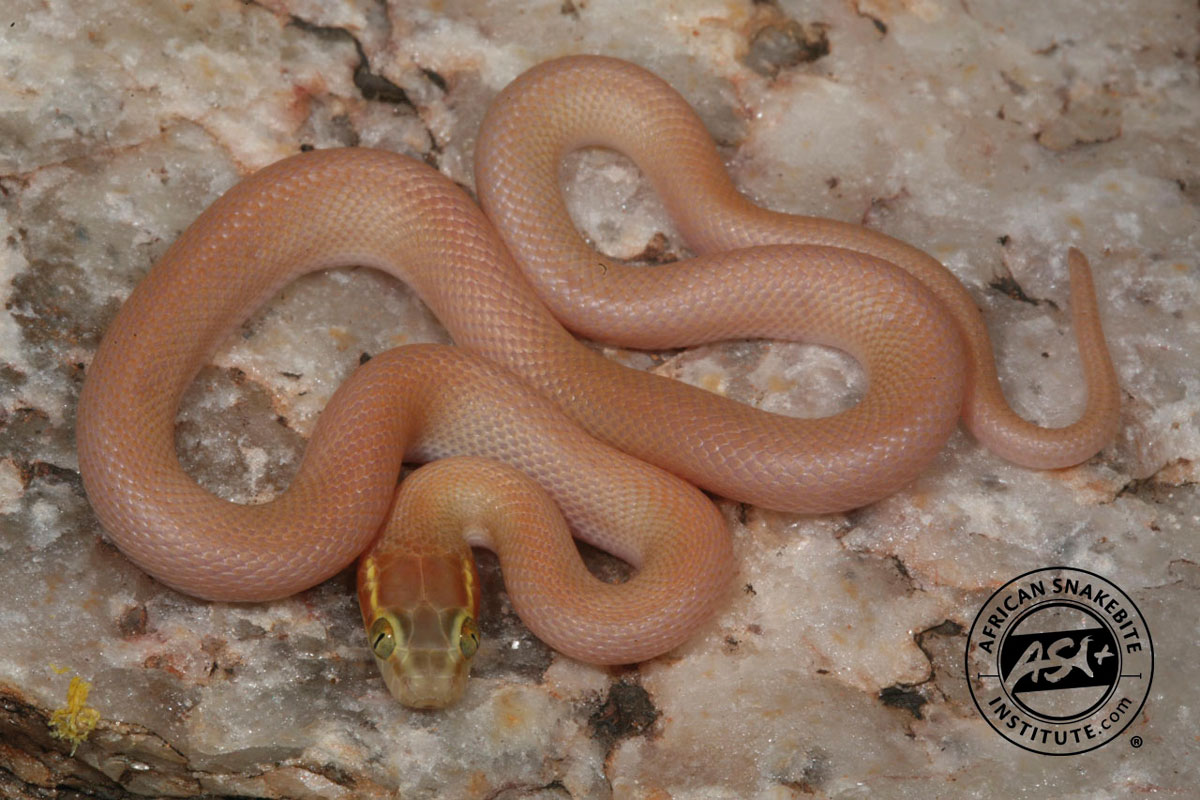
top-left (2, 0), bottom-right (1197, 797)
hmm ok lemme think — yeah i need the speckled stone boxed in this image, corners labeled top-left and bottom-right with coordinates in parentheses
top-left (2, 1), bottom-right (1197, 798)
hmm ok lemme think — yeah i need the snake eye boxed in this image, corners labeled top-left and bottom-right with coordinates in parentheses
top-left (369, 617), bottom-right (396, 659)
top-left (457, 616), bottom-right (480, 658)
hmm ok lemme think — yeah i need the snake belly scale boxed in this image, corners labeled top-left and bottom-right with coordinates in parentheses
top-left (75, 55), bottom-right (1120, 708)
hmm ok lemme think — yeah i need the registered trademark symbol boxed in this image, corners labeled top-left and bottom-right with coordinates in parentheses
top-left (1130, 736), bottom-right (1143, 748)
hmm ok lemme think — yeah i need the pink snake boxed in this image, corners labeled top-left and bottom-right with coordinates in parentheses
top-left (75, 56), bottom-right (1120, 706)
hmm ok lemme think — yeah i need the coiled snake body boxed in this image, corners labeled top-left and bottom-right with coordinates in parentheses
top-left (75, 56), bottom-right (1120, 708)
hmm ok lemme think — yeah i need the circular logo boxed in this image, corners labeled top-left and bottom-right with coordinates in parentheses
top-left (965, 566), bottom-right (1153, 755)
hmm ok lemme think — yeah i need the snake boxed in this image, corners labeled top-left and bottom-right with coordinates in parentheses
top-left (74, 55), bottom-right (1120, 709)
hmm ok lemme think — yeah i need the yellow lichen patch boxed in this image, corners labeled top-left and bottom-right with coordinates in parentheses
top-left (767, 374), bottom-right (796, 394)
top-left (328, 325), bottom-right (356, 351)
top-left (699, 372), bottom-right (726, 394)
top-left (48, 675), bottom-right (100, 756)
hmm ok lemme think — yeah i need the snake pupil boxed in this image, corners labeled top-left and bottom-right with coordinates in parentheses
top-left (369, 617), bottom-right (396, 659)
top-left (458, 616), bottom-right (480, 658)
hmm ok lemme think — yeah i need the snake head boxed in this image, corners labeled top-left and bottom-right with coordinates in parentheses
top-left (358, 547), bottom-right (482, 709)
top-left (365, 606), bottom-right (480, 709)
